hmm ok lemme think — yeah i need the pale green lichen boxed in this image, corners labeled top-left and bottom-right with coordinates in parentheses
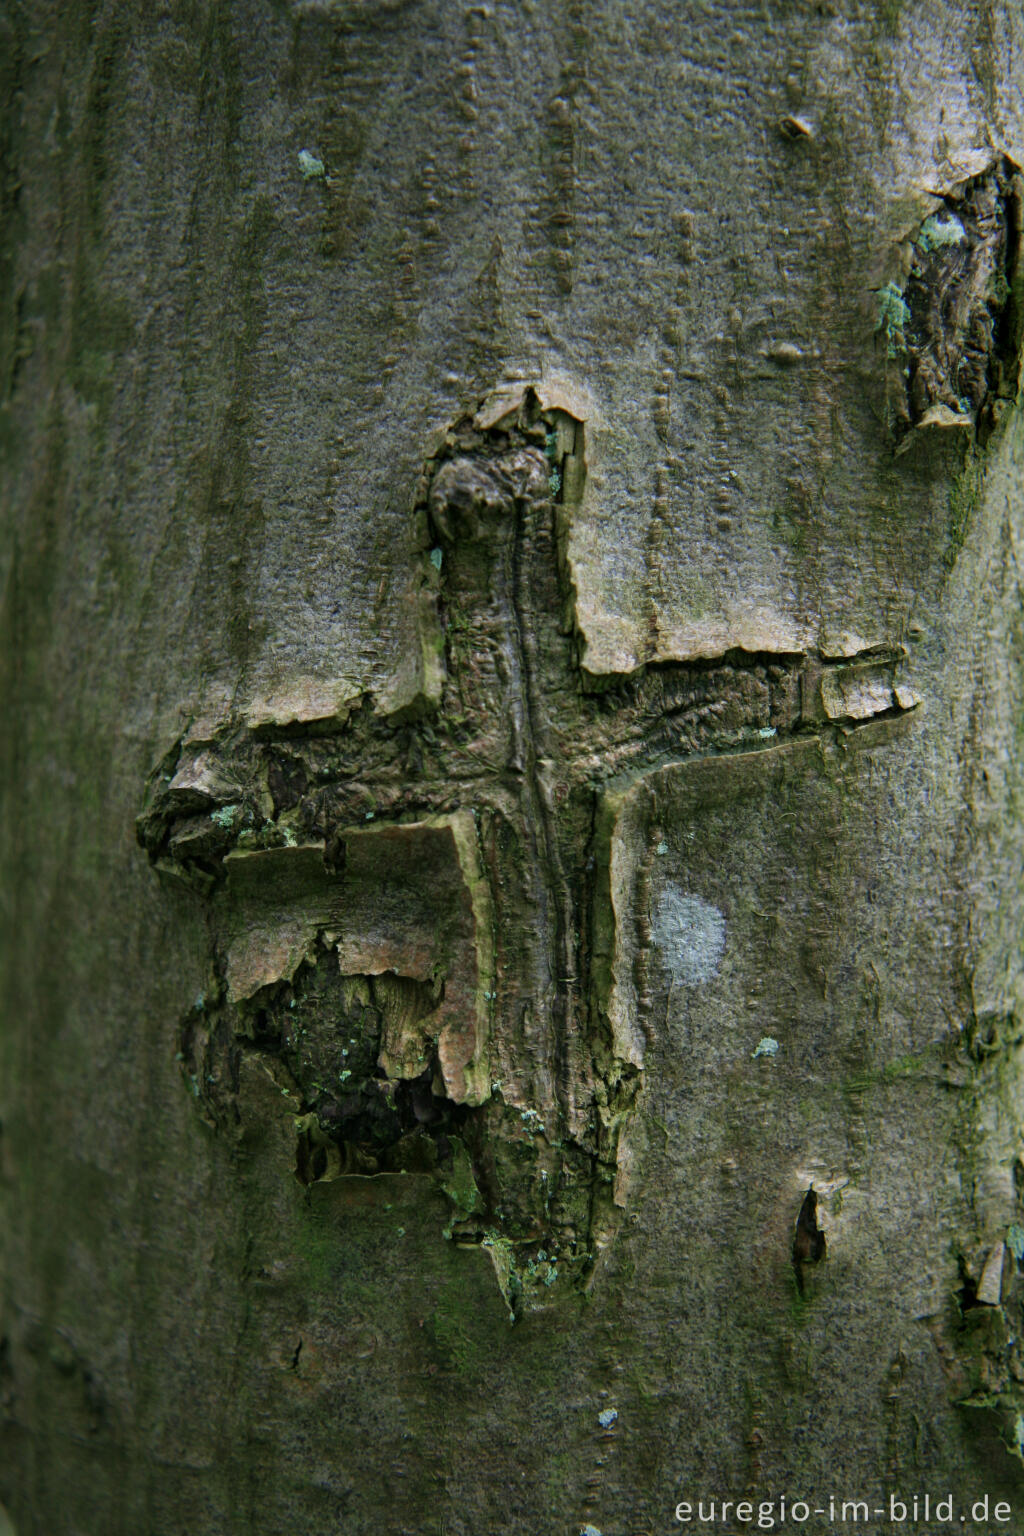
top-left (481, 1230), bottom-right (520, 1319)
top-left (918, 212), bottom-right (966, 251)
top-left (525, 1253), bottom-right (558, 1287)
top-left (752, 1036), bottom-right (780, 1058)
top-left (876, 282), bottom-right (911, 358)
top-left (1007, 1225), bottom-right (1024, 1262)
top-left (429, 546), bottom-right (443, 570)
top-left (210, 803), bottom-right (240, 829)
top-left (298, 149), bottom-right (325, 181)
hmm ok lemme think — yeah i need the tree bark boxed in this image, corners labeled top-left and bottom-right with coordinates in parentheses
top-left (3, 1), bottom-right (1024, 1532)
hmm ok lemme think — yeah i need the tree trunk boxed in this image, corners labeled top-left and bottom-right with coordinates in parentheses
top-left (3, 1), bottom-right (1024, 1531)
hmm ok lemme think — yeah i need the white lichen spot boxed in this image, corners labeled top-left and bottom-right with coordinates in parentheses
top-left (429, 546), bottom-right (443, 570)
top-left (581, 1527), bottom-right (603, 1536)
top-left (656, 840), bottom-right (669, 855)
top-left (652, 886), bottom-right (726, 986)
top-left (919, 212), bottom-right (966, 249)
top-left (298, 149), bottom-right (326, 180)
top-left (752, 1036), bottom-right (780, 1059)
top-left (758, 726), bottom-right (776, 739)
top-left (597, 1407), bottom-right (618, 1428)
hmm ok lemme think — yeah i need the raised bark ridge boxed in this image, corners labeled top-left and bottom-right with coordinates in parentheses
top-left (138, 389), bottom-right (921, 1313)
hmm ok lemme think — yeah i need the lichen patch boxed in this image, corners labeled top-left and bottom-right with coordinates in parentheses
top-left (651, 887), bottom-right (726, 987)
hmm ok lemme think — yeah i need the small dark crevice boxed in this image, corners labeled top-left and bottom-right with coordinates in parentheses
top-left (792, 1186), bottom-right (827, 1295)
top-left (265, 752), bottom-right (309, 816)
top-left (957, 1257), bottom-right (981, 1314)
top-left (1013, 1158), bottom-right (1024, 1205)
top-left (290, 1338), bottom-right (302, 1371)
top-left (299, 1062), bottom-right (471, 1177)
top-left (233, 950), bottom-right (472, 1182)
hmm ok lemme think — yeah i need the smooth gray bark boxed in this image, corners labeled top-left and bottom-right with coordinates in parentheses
top-left (3, 2), bottom-right (1024, 1532)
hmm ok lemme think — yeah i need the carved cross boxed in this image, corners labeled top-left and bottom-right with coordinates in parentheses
top-left (138, 388), bottom-right (916, 1310)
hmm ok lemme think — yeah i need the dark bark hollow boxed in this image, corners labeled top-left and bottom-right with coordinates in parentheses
top-left (878, 157), bottom-right (1023, 445)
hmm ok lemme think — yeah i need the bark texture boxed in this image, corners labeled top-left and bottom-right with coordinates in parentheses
top-left (3, 1), bottom-right (1024, 1532)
